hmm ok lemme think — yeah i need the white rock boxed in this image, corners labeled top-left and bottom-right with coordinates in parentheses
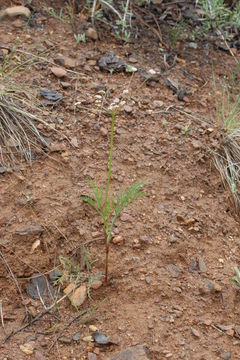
top-left (89, 325), bottom-right (98, 332)
top-left (20, 342), bottom-right (34, 355)
top-left (82, 335), bottom-right (94, 342)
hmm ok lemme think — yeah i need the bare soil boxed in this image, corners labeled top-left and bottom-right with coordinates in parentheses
top-left (0, 1), bottom-right (240, 359)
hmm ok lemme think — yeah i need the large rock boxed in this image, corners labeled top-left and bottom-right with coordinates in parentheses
top-left (0, 6), bottom-right (31, 19)
top-left (108, 345), bottom-right (150, 360)
top-left (70, 285), bottom-right (87, 307)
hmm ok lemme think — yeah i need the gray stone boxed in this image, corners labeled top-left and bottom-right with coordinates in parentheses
top-left (198, 256), bottom-right (207, 273)
top-left (72, 332), bottom-right (81, 342)
top-left (108, 345), bottom-right (149, 360)
top-left (88, 353), bottom-right (97, 360)
top-left (188, 259), bottom-right (198, 273)
top-left (59, 336), bottom-right (72, 344)
top-left (16, 225), bottom-right (43, 236)
top-left (167, 264), bottom-right (180, 278)
top-left (49, 269), bottom-right (62, 282)
top-left (27, 275), bottom-right (55, 300)
top-left (92, 332), bottom-right (110, 345)
top-left (223, 352), bottom-right (231, 360)
top-left (169, 235), bottom-right (177, 244)
top-left (145, 276), bottom-right (151, 284)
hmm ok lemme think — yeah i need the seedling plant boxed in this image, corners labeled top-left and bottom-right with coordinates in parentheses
top-left (74, 33), bottom-right (86, 43)
top-left (232, 266), bottom-right (240, 287)
top-left (82, 111), bottom-right (147, 285)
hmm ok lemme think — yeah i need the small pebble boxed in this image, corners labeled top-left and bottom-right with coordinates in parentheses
top-left (112, 235), bottom-right (123, 245)
top-left (191, 328), bottom-right (201, 338)
top-left (145, 276), bottom-right (151, 284)
top-left (86, 27), bottom-right (98, 40)
top-left (82, 335), bottom-right (94, 342)
top-left (91, 280), bottom-right (103, 290)
top-left (89, 325), bottom-right (98, 332)
top-left (72, 332), bottom-right (81, 342)
top-left (124, 105), bottom-right (133, 113)
top-left (100, 127), bottom-right (108, 136)
top-left (223, 352), bottom-right (231, 360)
top-left (59, 336), bottom-right (72, 344)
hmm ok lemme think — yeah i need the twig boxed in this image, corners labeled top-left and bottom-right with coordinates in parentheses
top-left (2, 283), bottom-right (78, 343)
top-left (100, 0), bottom-right (122, 21)
top-left (36, 284), bottom-right (47, 311)
top-left (133, 7), bottom-right (168, 49)
top-left (0, 250), bottom-right (29, 319)
top-left (216, 28), bottom-right (239, 64)
top-left (91, 0), bottom-right (98, 25)
top-left (0, 300), bottom-right (6, 336)
top-left (47, 310), bottom-right (87, 352)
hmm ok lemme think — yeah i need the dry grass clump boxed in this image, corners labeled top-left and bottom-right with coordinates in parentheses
top-left (213, 84), bottom-right (240, 210)
top-left (0, 86), bottom-right (52, 167)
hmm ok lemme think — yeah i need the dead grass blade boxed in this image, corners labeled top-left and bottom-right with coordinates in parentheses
top-left (0, 91), bottom-right (53, 167)
top-left (213, 129), bottom-right (240, 209)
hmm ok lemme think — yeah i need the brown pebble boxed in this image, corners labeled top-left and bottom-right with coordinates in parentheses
top-left (91, 280), bottom-right (103, 290)
top-left (100, 127), bottom-right (108, 136)
top-left (112, 235), bottom-right (123, 245)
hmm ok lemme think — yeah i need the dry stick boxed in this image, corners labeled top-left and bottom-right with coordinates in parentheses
top-left (0, 300), bottom-right (6, 336)
top-left (216, 28), bottom-right (239, 64)
top-left (0, 250), bottom-right (29, 319)
top-left (91, 0), bottom-right (98, 25)
top-left (133, 9), bottom-right (168, 49)
top-left (47, 310), bottom-right (87, 353)
top-left (136, 5), bottom-right (164, 45)
top-left (13, 49), bottom-right (86, 77)
top-left (73, 74), bottom-right (79, 125)
top-left (2, 284), bottom-right (79, 343)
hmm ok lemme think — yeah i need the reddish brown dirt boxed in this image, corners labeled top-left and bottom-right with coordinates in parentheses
top-left (0, 1), bottom-right (240, 359)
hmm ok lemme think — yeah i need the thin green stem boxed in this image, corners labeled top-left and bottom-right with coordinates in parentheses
top-left (104, 111), bottom-right (115, 218)
top-left (104, 237), bottom-right (109, 285)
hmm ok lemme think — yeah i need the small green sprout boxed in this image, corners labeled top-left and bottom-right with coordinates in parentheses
top-left (232, 266), bottom-right (240, 287)
top-left (81, 111), bottom-right (147, 285)
top-left (74, 33), bottom-right (86, 43)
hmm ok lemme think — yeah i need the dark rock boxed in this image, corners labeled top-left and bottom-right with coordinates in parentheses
top-left (98, 52), bottom-right (126, 73)
top-left (40, 88), bottom-right (63, 106)
top-left (27, 275), bottom-right (55, 300)
top-left (92, 332), bottom-right (111, 345)
top-left (0, 167), bottom-right (5, 174)
top-left (49, 269), bottom-right (62, 283)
